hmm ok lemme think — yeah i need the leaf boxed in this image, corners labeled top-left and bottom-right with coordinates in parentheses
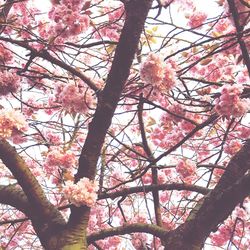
top-left (147, 117), bottom-right (156, 126)
top-left (200, 57), bottom-right (212, 65)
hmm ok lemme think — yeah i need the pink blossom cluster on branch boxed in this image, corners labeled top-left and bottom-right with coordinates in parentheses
top-left (63, 178), bottom-right (99, 207)
top-left (45, 147), bottom-right (76, 174)
top-left (0, 44), bottom-right (13, 62)
top-left (140, 53), bottom-right (177, 92)
top-left (215, 84), bottom-right (249, 118)
top-left (55, 83), bottom-right (95, 114)
top-left (224, 139), bottom-right (242, 155)
top-left (0, 109), bottom-right (27, 138)
top-left (176, 159), bottom-right (196, 182)
top-left (188, 11), bottom-right (207, 28)
top-left (0, 70), bottom-right (20, 96)
top-left (48, 0), bottom-right (91, 38)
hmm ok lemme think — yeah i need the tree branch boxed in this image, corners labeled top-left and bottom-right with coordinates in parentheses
top-left (227, 0), bottom-right (250, 76)
top-left (0, 184), bottom-right (30, 214)
top-left (87, 223), bottom-right (166, 244)
top-left (98, 183), bottom-right (210, 200)
top-left (0, 140), bottom-right (65, 228)
top-left (68, 0), bottom-right (153, 231)
top-left (0, 0), bottom-right (15, 34)
top-left (0, 37), bottom-right (99, 91)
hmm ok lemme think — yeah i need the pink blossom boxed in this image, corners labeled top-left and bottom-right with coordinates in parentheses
top-left (55, 83), bottom-right (95, 114)
top-left (0, 70), bottom-right (21, 96)
top-left (63, 178), bottom-right (99, 207)
top-left (44, 130), bottom-right (61, 145)
top-left (140, 53), bottom-right (165, 85)
top-left (11, 132), bottom-right (27, 144)
top-left (176, 159), bottom-right (196, 180)
top-left (215, 84), bottom-right (249, 118)
top-left (140, 53), bottom-right (177, 92)
top-left (224, 140), bottom-right (242, 155)
top-left (48, 1), bottom-right (90, 39)
top-left (45, 147), bottom-right (76, 172)
top-left (237, 126), bottom-right (250, 139)
top-left (131, 233), bottom-right (149, 250)
top-left (188, 12), bottom-right (207, 28)
top-left (0, 109), bottom-right (27, 139)
top-left (0, 44), bottom-right (13, 62)
top-left (210, 223), bottom-right (232, 246)
top-left (212, 17), bottom-right (235, 36)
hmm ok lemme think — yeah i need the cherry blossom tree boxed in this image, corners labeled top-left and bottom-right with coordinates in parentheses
top-left (0, 0), bottom-right (249, 249)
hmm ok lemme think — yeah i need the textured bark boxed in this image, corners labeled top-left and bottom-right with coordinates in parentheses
top-left (0, 140), bottom-right (66, 249)
top-left (42, 227), bottom-right (88, 250)
top-left (0, 184), bottom-right (30, 214)
top-left (75, 0), bottom-right (153, 182)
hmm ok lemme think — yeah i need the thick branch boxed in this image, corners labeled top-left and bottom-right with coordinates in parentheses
top-left (68, 0), bottom-right (153, 230)
top-left (87, 223), bottom-right (166, 244)
top-left (75, 0), bottom-right (153, 181)
top-left (0, 184), bottom-right (30, 214)
top-left (0, 140), bottom-right (65, 226)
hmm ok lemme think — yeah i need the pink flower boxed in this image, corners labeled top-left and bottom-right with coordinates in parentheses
top-left (176, 159), bottom-right (196, 180)
top-left (63, 178), bottom-right (99, 207)
top-left (0, 70), bottom-right (21, 96)
top-left (48, 1), bottom-right (90, 39)
top-left (215, 84), bottom-right (249, 118)
top-left (131, 233), bottom-right (149, 249)
top-left (237, 126), bottom-right (250, 139)
top-left (188, 12), bottom-right (207, 28)
top-left (44, 130), bottom-right (61, 145)
top-left (224, 140), bottom-right (242, 155)
top-left (55, 83), bottom-right (95, 114)
top-left (0, 109), bottom-right (27, 139)
top-left (140, 53), bottom-right (177, 92)
top-left (0, 44), bottom-right (13, 62)
top-left (140, 53), bottom-right (165, 85)
top-left (45, 147), bottom-right (76, 173)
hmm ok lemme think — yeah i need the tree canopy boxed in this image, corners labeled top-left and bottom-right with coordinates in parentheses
top-left (0, 0), bottom-right (249, 249)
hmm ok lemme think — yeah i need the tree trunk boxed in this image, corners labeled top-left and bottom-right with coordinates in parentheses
top-left (41, 229), bottom-right (88, 250)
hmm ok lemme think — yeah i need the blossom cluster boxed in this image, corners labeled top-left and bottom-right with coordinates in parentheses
top-left (0, 109), bottom-right (27, 138)
top-left (55, 83), bottom-right (94, 114)
top-left (95, 2), bottom-right (124, 41)
top-left (188, 12), bottom-right (207, 28)
top-left (45, 147), bottom-right (76, 172)
top-left (224, 140), bottom-right (242, 155)
top-left (63, 178), bottom-right (99, 207)
top-left (0, 44), bottom-right (13, 63)
top-left (48, 0), bottom-right (90, 38)
top-left (0, 70), bottom-right (21, 96)
top-left (44, 130), bottom-right (61, 145)
top-left (215, 84), bottom-right (249, 118)
top-left (176, 159), bottom-right (196, 181)
top-left (161, 102), bottom-right (186, 123)
top-left (140, 53), bottom-right (176, 92)
top-left (151, 126), bottom-right (184, 149)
